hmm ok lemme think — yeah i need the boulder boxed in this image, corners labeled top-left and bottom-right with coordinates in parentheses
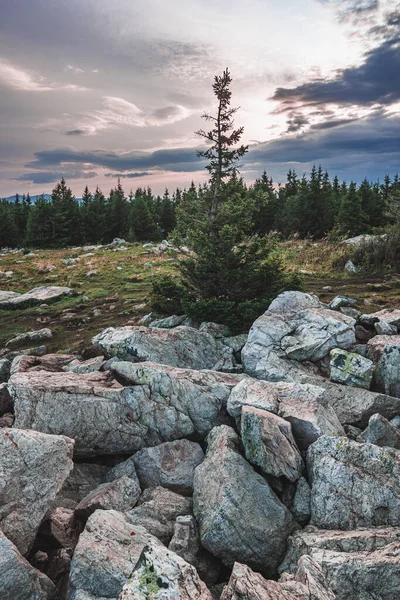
top-left (38, 507), bottom-right (82, 551)
top-left (0, 382), bottom-right (12, 414)
top-left (6, 328), bottom-right (53, 347)
top-left (105, 457), bottom-right (139, 483)
top-left (199, 322), bottom-right (231, 339)
top-left (292, 477), bottom-right (311, 524)
top-left (75, 475), bottom-right (141, 520)
top-left (375, 320), bottom-right (397, 335)
top-left (220, 559), bottom-right (335, 600)
top-left (329, 348), bottom-right (374, 389)
top-left (368, 308), bottom-right (400, 331)
top-left (0, 530), bottom-right (56, 599)
top-left (0, 286), bottom-right (72, 309)
top-left (228, 378), bottom-right (344, 450)
top-left (149, 314), bottom-right (186, 328)
top-left (10, 353), bottom-right (74, 374)
top-left (92, 325), bottom-right (236, 371)
top-left (193, 425), bottom-right (298, 576)
top-left (55, 463), bottom-right (108, 509)
top-left (222, 334), bottom-right (248, 355)
top-left (0, 358), bottom-right (10, 382)
top-left (359, 413), bottom-right (400, 448)
top-left (344, 260), bottom-right (357, 273)
top-left (280, 526), bottom-right (400, 574)
top-left (240, 406), bottom-right (304, 481)
top-left (63, 357), bottom-right (105, 374)
top-left (242, 291), bottom-right (355, 382)
top-left (10, 367), bottom-right (226, 457)
top-left (0, 290), bottom-right (20, 302)
top-left (133, 439), bottom-right (204, 495)
top-left (300, 376), bottom-right (400, 427)
top-left (367, 335), bottom-right (400, 397)
top-left (329, 296), bottom-right (357, 311)
top-left (128, 487), bottom-right (192, 545)
top-left (0, 428), bottom-right (74, 555)
top-left (307, 435), bottom-right (400, 529)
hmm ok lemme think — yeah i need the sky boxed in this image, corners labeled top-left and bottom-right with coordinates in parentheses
top-left (0, 0), bottom-right (399, 197)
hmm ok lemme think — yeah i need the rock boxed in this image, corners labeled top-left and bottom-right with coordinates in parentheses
top-left (105, 457), bottom-right (139, 483)
top-left (300, 376), bottom-right (400, 427)
top-left (342, 234), bottom-right (386, 246)
top-left (39, 507), bottom-right (82, 551)
top-left (111, 237), bottom-right (126, 245)
top-left (339, 306), bottom-right (360, 319)
top-left (292, 477), bottom-right (311, 524)
top-left (11, 353), bottom-right (74, 374)
top-left (149, 314), bottom-right (186, 328)
top-left (56, 463), bottom-right (108, 509)
top-left (220, 559), bottom-right (335, 600)
top-left (307, 435), bottom-right (400, 529)
top-left (355, 324), bottom-right (375, 342)
top-left (0, 412), bottom-right (13, 427)
top-left (359, 413), bottom-right (400, 448)
top-left (391, 415), bottom-right (400, 430)
top-left (240, 406), bottom-right (304, 481)
top-left (344, 260), bottom-right (357, 273)
top-left (169, 515), bottom-right (220, 585)
top-left (0, 530), bottom-right (56, 599)
top-left (116, 536), bottom-right (213, 600)
top-left (6, 328), bottom-right (53, 347)
top-left (199, 322), bottom-right (231, 339)
top-left (133, 439), bottom-right (204, 496)
top-left (63, 356), bottom-right (105, 374)
top-left (367, 335), bottom-right (400, 397)
top-left (0, 382), bottom-right (12, 414)
top-left (128, 487), bottom-right (192, 545)
top-left (138, 312), bottom-right (153, 325)
top-left (344, 424), bottom-right (363, 440)
top-left (222, 334), bottom-right (248, 355)
top-left (242, 291), bottom-right (355, 382)
top-left (375, 320), bottom-right (397, 335)
top-left (0, 358), bottom-right (10, 382)
top-left (329, 348), bottom-right (374, 389)
top-left (193, 425), bottom-right (298, 576)
top-left (329, 296), bottom-right (357, 311)
top-left (6, 345), bottom-right (48, 359)
top-left (368, 308), bottom-right (400, 331)
top-left (75, 475), bottom-right (141, 520)
top-left (0, 286), bottom-right (72, 309)
top-left (93, 325), bottom-right (236, 371)
top-left (0, 290), bottom-right (20, 302)
top-left (0, 428), bottom-right (74, 555)
top-left (228, 378), bottom-right (344, 450)
top-left (10, 366), bottom-right (228, 456)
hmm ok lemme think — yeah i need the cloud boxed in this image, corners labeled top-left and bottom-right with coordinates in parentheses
top-left (0, 59), bottom-right (88, 92)
top-left (15, 170), bottom-right (97, 184)
top-left (286, 113), bottom-right (309, 133)
top-left (65, 64), bottom-right (85, 74)
top-left (273, 35), bottom-right (400, 109)
top-left (318, 0), bottom-right (379, 21)
top-left (65, 129), bottom-right (88, 136)
top-left (105, 171), bottom-right (151, 178)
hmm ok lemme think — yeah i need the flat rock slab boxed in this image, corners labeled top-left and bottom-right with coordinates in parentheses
top-left (307, 435), bottom-right (400, 530)
top-left (75, 475), bottom-right (141, 520)
top-left (242, 291), bottom-right (355, 382)
top-left (0, 530), bottom-right (56, 600)
top-left (193, 425), bottom-right (298, 577)
top-left (329, 348), bottom-right (374, 390)
top-left (0, 291), bottom-right (20, 302)
top-left (92, 325), bottom-right (235, 370)
top-left (10, 368), bottom-right (224, 456)
top-left (0, 428), bottom-right (74, 555)
top-left (0, 286), bottom-right (72, 309)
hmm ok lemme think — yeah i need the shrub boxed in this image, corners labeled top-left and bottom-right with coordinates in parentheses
top-left (350, 225), bottom-right (400, 273)
top-left (149, 274), bottom-right (191, 315)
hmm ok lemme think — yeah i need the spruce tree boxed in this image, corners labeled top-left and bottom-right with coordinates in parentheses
top-left (25, 195), bottom-right (53, 248)
top-left (336, 182), bottom-right (368, 236)
top-left (51, 177), bottom-right (80, 246)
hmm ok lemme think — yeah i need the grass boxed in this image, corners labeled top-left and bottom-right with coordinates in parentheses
top-left (0, 238), bottom-right (398, 355)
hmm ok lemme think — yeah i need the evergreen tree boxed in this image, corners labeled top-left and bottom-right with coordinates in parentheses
top-left (50, 177), bottom-right (80, 246)
top-left (336, 182), bottom-right (368, 236)
top-left (159, 188), bottom-right (176, 237)
top-left (25, 195), bottom-right (53, 248)
top-left (0, 200), bottom-right (19, 247)
top-left (108, 179), bottom-right (129, 241)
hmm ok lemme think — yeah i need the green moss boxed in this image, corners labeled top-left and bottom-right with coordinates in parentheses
top-left (138, 563), bottom-right (160, 598)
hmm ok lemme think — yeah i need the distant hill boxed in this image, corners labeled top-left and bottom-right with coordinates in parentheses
top-left (4, 194), bottom-right (52, 203)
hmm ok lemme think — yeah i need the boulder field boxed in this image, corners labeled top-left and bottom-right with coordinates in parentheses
top-left (0, 291), bottom-right (400, 599)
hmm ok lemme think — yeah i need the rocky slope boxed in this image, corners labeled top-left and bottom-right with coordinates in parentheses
top-left (1, 290), bottom-right (400, 599)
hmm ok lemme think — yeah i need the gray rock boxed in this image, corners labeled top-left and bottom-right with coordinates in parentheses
top-left (0, 382), bottom-right (12, 414)
top-left (92, 325), bottom-right (235, 371)
top-left (105, 457), bottom-right (139, 484)
top-left (0, 286), bottom-right (72, 309)
top-left (10, 367), bottom-right (227, 456)
top-left (222, 334), bottom-right (248, 354)
top-left (63, 356), bottom-right (105, 374)
top-left (300, 376), bottom-right (400, 427)
top-left (369, 308), bottom-right (400, 330)
top-left (193, 425), bottom-right (298, 576)
top-left (307, 435), bottom-right (400, 529)
top-left (359, 313), bottom-right (380, 328)
top-left (128, 486), bottom-right (192, 545)
top-left (242, 292), bottom-right (355, 382)
top-left (391, 415), bottom-right (400, 430)
top-left (280, 526), bottom-right (400, 575)
top-left (0, 358), bottom-right (10, 382)
top-left (0, 530), bottom-right (56, 600)
top-left (240, 406), bottom-right (304, 481)
top-left (227, 378), bottom-right (280, 418)
top-left (329, 296), bottom-right (357, 311)
top-left (199, 322), bottom-right (231, 339)
top-left (169, 515), bottom-right (220, 585)
top-left (0, 290), bottom-right (20, 302)
top-left (0, 428), bottom-right (74, 555)
top-left (56, 463), bottom-right (108, 509)
top-left (375, 320), bottom-right (397, 335)
top-left (292, 477), bottom-right (311, 524)
top-left (75, 475), bottom-right (141, 520)
top-left (133, 439), bottom-right (204, 495)
top-left (344, 260), bottom-right (357, 273)
top-left (6, 328), bottom-right (52, 347)
top-left (149, 314), bottom-right (186, 328)
top-left (39, 507), bottom-right (82, 551)
top-left (367, 335), bottom-right (400, 397)
top-left (329, 348), bottom-right (374, 389)
top-left (359, 413), bottom-right (400, 448)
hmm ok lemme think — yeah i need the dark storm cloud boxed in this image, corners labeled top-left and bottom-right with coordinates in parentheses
top-left (15, 171), bottom-right (97, 184)
top-left (286, 113), bottom-right (309, 133)
top-left (65, 130), bottom-right (87, 136)
top-left (317, 0), bottom-right (379, 21)
top-left (105, 172), bottom-right (151, 178)
top-left (273, 35), bottom-right (400, 108)
top-left (310, 117), bottom-right (359, 130)
top-left (26, 147), bottom-right (205, 172)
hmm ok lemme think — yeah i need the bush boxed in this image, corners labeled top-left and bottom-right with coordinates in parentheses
top-left (149, 274), bottom-right (191, 315)
top-left (350, 225), bottom-right (400, 273)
